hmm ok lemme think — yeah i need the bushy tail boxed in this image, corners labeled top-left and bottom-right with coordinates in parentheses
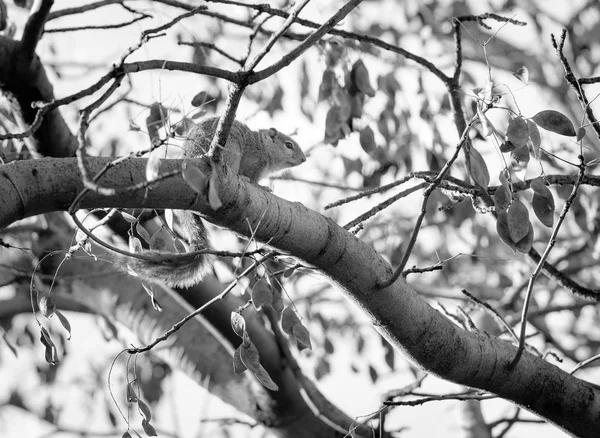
top-left (126, 211), bottom-right (211, 288)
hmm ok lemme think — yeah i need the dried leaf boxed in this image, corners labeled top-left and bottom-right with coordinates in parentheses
top-left (531, 110), bottom-right (576, 137)
top-left (129, 236), bottom-right (142, 254)
top-left (507, 117), bottom-right (529, 147)
top-left (507, 199), bottom-right (530, 243)
top-left (182, 162), bottom-right (208, 194)
top-left (532, 192), bottom-right (555, 227)
top-left (468, 147), bottom-right (490, 189)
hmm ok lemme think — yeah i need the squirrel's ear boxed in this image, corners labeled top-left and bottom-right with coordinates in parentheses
top-left (268, 127), bottom-right (278, 139)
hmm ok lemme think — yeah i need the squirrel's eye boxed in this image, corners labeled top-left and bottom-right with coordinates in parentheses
top-left (285, 141), bottom-right (294, 150)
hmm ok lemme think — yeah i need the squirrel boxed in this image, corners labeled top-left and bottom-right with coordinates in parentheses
top-left (126, 116), bottom-right (306, 288)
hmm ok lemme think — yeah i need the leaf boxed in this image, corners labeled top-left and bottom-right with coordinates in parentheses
top-left (507, 117), bottom-right (529, 147)
top-left (122, 432), bottom-right (132, 438)
top-left (359, 126), bottom-right (376, 153)
top-left (324, 106), bottom-right (344, 146)
top-left (496, 212), bottom-right (516, 252)
top-left (191, 91), bottom-right (209, 107)
top-left (145, 154), bottom-right (161, 181)
top-left (513, 66), bottom-right (529, 84)
top-left (230, 312), bottom-right (245, 338)
top-left (146, 102), bottom-right (167, 142)
top-left (493, 185), bottom-right (511, 212)
top-left (507, 199), bottom-right (530, 243)
top-left (281, 307), bottom-right (300, 335)
top-left (531, 110), bottom-right (576, 136)
top-left (138, 399), bottom-right (152, 423)
top-left (207, 166), bottom-right (223, 210)
top-left (128, 236), bottom-right (142, 255)
top-left (141, 419), bottom-right (157, 437)
top-left (254, 364), bottom-right (279, 391)
top-left (529, 177), bottom-right (552, 198)
top-left (527, 120), bottom-right (541, 159)
top-left (532, 192), bottom-right (555, 227)
top-left (182, 162), bottom-right (208, 194)
top-left (318, 69), bottom-right (337, 102)
top-left (239, 339), bottom-right (261, 373)
top-left (55, 310), bottom-right (72, 340)
top-left (368, 365), bottom-right (378, 383)
top-left (510, 145), bottom-right (530, 174)
top-left (499, 169), bottom-right (510, 192)
top-left (174, 117), bottom-right (196, 137)
top-left (121, 212), bottom-right (137, 223)
top-left (136, 223), bottom-right (151, 244)
top-left (292, 323), bottom-right (312, 351)
top-left (478, 109), bottom-right (494, 137)
top-left (468, 147), bottom-right (490, 188)
top-left (499, 141), bottom-right (515, 153)
top-left (252, 285), bottom-right (273, 310)
top-left (127, 382), bottom-right (138, 403)
top-left (576, 126), bottom-right (586, 141)
top-left (0, 1), bottom-right (7, 32)
top-left (2, 331), bottom-right (18, 357)
top-left (350, 93), bottom-right (365, 118)
top-left (515, 222), bottom-right (534, 253)
top-left (351, 59), bottom-right (376, 97)
top-left (38, 293), bottom-right (55, 319)
top-left (233, 346), bottom-right (247, 373)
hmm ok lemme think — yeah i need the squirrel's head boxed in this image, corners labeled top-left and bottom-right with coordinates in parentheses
top-left (260, 128), bottom-right (306, 171)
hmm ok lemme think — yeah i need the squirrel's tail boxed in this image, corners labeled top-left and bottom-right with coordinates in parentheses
top-left (126, 211), bottom-right (211, 288)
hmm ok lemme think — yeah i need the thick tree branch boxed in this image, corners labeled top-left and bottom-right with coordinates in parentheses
top-left (2, 156), bottom-right (600, 436)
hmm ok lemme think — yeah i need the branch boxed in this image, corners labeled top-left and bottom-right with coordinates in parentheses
top-left (2, 156), bottom-right (600, 436)
top-left (20, 0), bottom-right (54, 65)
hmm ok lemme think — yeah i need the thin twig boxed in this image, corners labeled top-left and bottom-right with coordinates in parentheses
top-left (378, 117), bottom-right (478, 288)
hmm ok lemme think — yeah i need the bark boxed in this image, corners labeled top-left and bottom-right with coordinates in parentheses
top-left (2, 156), bottom-right (600, 437)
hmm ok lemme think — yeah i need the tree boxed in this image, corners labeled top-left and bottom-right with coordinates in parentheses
top-left (1, 1), bottom-right (600, 437)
